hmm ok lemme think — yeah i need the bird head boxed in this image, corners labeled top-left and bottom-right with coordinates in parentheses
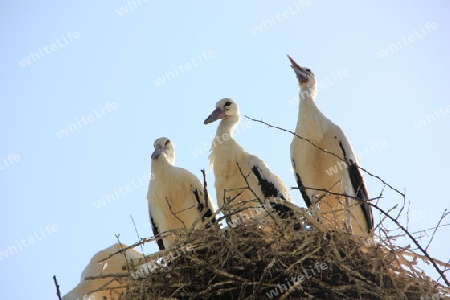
top-left (287, 55), bottom-right (317, 98)
top-left (204, 98), bottom-right (239, 124)
top-left (151, 137), bottom-right (175, 164)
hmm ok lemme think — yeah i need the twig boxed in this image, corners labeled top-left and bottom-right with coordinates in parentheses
top-left (130, 215), bottom-right (148, 265)
top-left (369, 202), bottom-right (449, 286)
top-left (425, 209), bottom-right (449, 251)
top-left (389, 223), bottom-right (450, 239)
top-left (165, 197), bottom-right (186, 227)
top-left (405, 197), bottom-right (411, 230)
top-left (373, 187), bottom-right (387, 231)
top-left (98, 237), bottom-right (151, 263)
top-left (291, 185), bottom-right (381, 203)
top-left (115, 234), bottom-right (130, 274)
top-left (85, 278), bottom-right (120, 294)
top-left (236, 162), bottom-right (278, 224)
top-left (255, 258), bottom-right (276, 294)
top-left (189, 256), bottom-right (252, 283)
top-left (53, 275), bottom-right (62, 300)
top-left (378, 204), bottom-right (398, 231)
top-left (394, 191), bottom-right (408, 226)
top-left (245, 115), bottom-right (405, 198)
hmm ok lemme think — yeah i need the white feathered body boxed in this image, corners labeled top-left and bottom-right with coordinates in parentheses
top-left (148, 158), bottom-right (215, 249)
top-left (63, 243), bottom-right (143, 300)
top-left (210, 119), bottom-right (292, 225)
top-left (291, 97), bottom-right (371, 235)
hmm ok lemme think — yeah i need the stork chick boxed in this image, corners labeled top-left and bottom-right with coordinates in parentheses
top-left (147, 137), bottom-right (216, 250)
top-left (288, 55), bottom-right (373, 236)
top-left (62, 243), bottom-right (143, 300)
top-left (204, 99), bottom-right (299, 229)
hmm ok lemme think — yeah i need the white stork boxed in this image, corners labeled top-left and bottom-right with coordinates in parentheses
top-left (204, 98), bottom-right (299, 229)
top-left (62, 243), bottom-right (143, 300)
top-left (288, 55), bottom-right (373, 236)
top-left (147, 137), bottom-right (216, 250)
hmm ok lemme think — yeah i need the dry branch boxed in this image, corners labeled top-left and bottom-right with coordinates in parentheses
top-left (53, 275), bottom-right (62, 300)
top-left (244, 115), bottom-right (405, 198)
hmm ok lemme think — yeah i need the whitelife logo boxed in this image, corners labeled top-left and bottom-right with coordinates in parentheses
top-left (153, 50), bottom-right (215, 87)
top-left (115, 0), bottom-right (149, 16)
top-left (250, 0), bottom-right (313, 35)
top-left (56, 102), bottom-right (118, 138)
top-left (414, 104), bottom-right (450, 129)
top-left (0, 225), bottom-right (58, 261)
top-left (93, 172), bottom-right (154, 209)
top-left (0, 153), bottom-right (21, 171)
top-left (18, 31), bottom-right (81, 68)
top-left (376, 22), bottom-right (438, 58)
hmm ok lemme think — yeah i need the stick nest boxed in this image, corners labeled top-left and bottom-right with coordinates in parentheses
top-left (97, 206), bottom-right (449, 300)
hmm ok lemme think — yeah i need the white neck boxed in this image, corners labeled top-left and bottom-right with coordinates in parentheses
top-left (209, 114), bottom-right (242, 170)
top-left (296, 85), bottom-right (316, 125)
top-left (216, 115), bottom-right (240, 138)
top-left (300, 83), bottom-right (317, 102)
top-left (151, 155), bottom-right (174, 174)
top-left (295, 83), bottom-right (327, 140)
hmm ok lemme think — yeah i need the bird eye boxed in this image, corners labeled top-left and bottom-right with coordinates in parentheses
top-left (306, 68), bottom-right (311, 72)
top-left (224, 101), bottom-right (232, 106)
top-left (165, 140), bottom-right (171, 146)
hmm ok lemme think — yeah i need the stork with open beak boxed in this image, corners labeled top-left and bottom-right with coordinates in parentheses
top-left (288, 55), bottom-right (373, 236)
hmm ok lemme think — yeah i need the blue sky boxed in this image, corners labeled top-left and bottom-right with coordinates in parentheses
top-left (1, 1), bottom-right (449, 298)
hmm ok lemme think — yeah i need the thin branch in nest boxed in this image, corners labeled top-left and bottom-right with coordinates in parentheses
top-left (165, 196), bottom-right (186, 228)
top-left (130, 214), bottom-right (148, 265)
top-left (399, 250), bottom-right (450, 269)
top-left (115, 234), bottom-right (130, 274)
top-left (245, 115), bottom-right (405, 198)
top-left (310, 178), bottom-right (343, 210)
top-left (218, 200), bottom-right (264, 225)
top-left (171, 203), bottom-right (198, 216)
top-left (425, 209), bottom-right (449, 252)
top-left (378, 204), bottom-right (399, 235)
top-left (235, 161), bottom-right (278, 224)
top-left (219, 188), bottom-right (245, 210)
top-left (444, 259), bottom-right (450, 272)
top-left (190, 256), bottom-right (253, 284)
top-left (98, 237), bottom-right (154, 264)
top-left (291, 185), bottom-right (382, 205)
top-left (394, 190), bottom-right (408, 227)
top-left (52, 275), bottom-right (62, 300)
top-left (218, 187), bottom-right (246, 225)
top-left (369, 202), bottom-right (450, 286)
top-left (255, 257), bottom-right (276, 294)
top-left (406, 197), bottom-right (411, 230)
top-left (373, 187), bottom-right (386, 232)
top-left (85, 279), bottom-right (125, 296)
top-left (389, 223), bottom-right (450, 240)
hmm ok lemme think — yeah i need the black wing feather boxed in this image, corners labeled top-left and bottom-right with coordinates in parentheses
top-left (338, 141), bottom-right (374, 232)
top-left (292, 160), bottom-right (312, 207)
top-left (251, 166), bottom-right (302, 230)
top-left (251, 166), bottom-right (285, 200)
top-left (193, 188), bottom-right (216, 226)
top-left (150, 216), bottom-right (165, 250)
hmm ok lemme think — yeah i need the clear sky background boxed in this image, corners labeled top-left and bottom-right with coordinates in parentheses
top-left (1, 1), bottom-right (449, 299)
